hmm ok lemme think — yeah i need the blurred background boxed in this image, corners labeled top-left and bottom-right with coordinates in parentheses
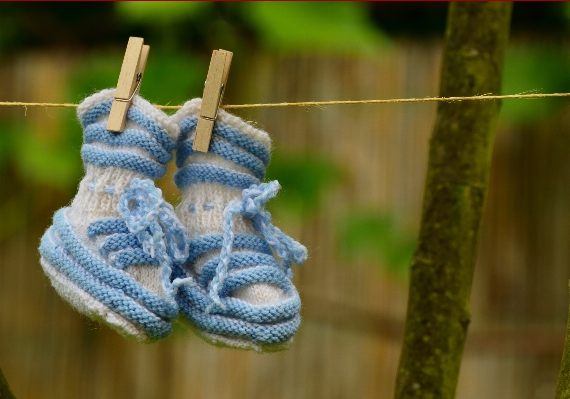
top-left (0, 2), bottom-right (570, 398)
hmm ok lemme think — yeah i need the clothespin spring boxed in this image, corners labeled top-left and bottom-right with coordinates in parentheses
top-left (200, 83), bottom-right (225, 122)
top-left (116, 73), bottom-right (143, 103)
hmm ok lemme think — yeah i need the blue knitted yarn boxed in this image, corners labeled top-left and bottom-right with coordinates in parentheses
top-left (40, 224), bottom-right (173, 338)
top-left (80, 98), bottom-right (177, 178)
top-left (40, 206), bottom-right (180, 338)
top-left (39, 92), bottom-right (187, 341)
top-left (174, 163), bottom-right (260, 191)
top-left (173, 112), bottom-right (308, 349)
top-left (174, 116), bottom-right (269, 189)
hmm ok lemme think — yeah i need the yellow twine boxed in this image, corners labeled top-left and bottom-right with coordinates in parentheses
top-left (0, 92), bottom-right (569, 111)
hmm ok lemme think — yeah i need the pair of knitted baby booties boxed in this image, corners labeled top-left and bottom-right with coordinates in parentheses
top-left (38, 89), bottom-right (307, 353)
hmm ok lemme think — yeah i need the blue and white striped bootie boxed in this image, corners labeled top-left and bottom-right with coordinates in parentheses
top-left (39, 89), bottom-right (188, 341)
top-left (170, 99), bottom-right (308, 352)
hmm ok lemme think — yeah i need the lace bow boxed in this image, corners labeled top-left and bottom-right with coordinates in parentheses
top-left (207, 181), bottom-right (308, 312)
top-left (118, 178), bottom-right (192, 299)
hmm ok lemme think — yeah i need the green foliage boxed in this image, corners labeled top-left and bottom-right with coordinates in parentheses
top-left (245, 2), bottom-right (390, 55)
top-left (116, 2), bottom-right (211, 25)
top-left (0, 194), bottom-right (28, 241)
top-left (501, 44), bottom-right (570, 125)
top-left (265, 152), bottom-right (412, 281)
top-left (337, 210), bottom-right (416, 278)
top-left (563, 3), bottom-right (570, 25)
top-left (0, 123), bottom-right (15, 171)
top-left (116, 2), bottom-right (391, 57)
top-left (0, 11), bottom-right (18, 54)
top-left (11, 125), bottom-right (81, 190)
top-left (141, 53), bottom-right (207, 106)
top-left (0, 119), bottom-right (81, 192)
top-left (67, 51), bottom-right (207, 108)
top-left (265, 150), bottom-right (341, 219)
top-left (67, 53), bottom-right (123, 101)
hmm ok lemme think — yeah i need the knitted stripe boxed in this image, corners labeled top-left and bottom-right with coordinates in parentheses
top-left (187, 234), bottom-right (272, 265)
top-left (80, 100), bottom-right (113, 127)
top-left (87, 218), bottom-right (129, 238)
top-left (216, 266), bottom-right (291, 297)
top-left (40, 227), bottom-right (171, 339)
top-left (81, 145), bottom-right (166, 179)
top-left (90, 220), bottom-right (167, 268)
top-left (177, 287), bottom-right (301, 344)
top-left (99, 233), bottom-right (141, 257)
top-left (52, 208), bottom-right (177, 319)
top-left (174, 163), bottom-right (260, 190)
top-left (125, 106), bottom-right (177, 152)
top-left (198, 252), bottom-right (278, 286)
top-left (81, 99), bottom-right (176, 152)
top-left (84, 124), bottom-right (172, 164)
top-left (179, 116), bottom-right (270, 165)
top-left (80, 97), bottom-right (176, 179)
top-left (176, 135), bottom-right (266, 180)
top-left (176, 274), bottom-right (300, 323)
top-left (110, 248), bottom-right (158, 269)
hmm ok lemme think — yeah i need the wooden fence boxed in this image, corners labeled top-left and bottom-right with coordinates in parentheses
top-left (0, 41), bottom-right (568, 399)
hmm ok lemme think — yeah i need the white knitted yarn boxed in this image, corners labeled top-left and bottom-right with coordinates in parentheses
top-left (169, 98), bottom-right (271, 148)
top-left (41, 90), bottom-right (180, 341)
top-left (41, 258), bottom-right (147, 340)
top-left (76, 89), bottom-right (179, 141)
top-left (172, 99), bottom-right (288, 328)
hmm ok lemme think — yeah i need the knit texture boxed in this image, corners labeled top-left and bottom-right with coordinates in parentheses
top-left (39, 89), bottom-right (187, 342)
top-left (171, 99), bottom-right (308, 352)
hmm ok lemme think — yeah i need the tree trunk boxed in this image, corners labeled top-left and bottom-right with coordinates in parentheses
top-left (393, 3), bottom-right (512, 399)
top-left (0, 366), bottom-right (16, 399)
top-left (555, 286), bottom-right (570, 398)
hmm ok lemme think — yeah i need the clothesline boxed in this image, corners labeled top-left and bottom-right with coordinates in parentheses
top-left (0, 92), bottom-right (569, 110)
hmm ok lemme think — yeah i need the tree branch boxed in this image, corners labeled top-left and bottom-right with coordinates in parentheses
top-left (0, 366), bottom-right (16, 399)
top-left (393, 3), bottom-right (512, 399)
top-left (555, 285), bottom-right (570, 398)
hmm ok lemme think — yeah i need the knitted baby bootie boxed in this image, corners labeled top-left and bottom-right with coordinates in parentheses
top-left (39, 89), bottom-right (189, 341)
top-left (170, 99), bottom-right (308, 352)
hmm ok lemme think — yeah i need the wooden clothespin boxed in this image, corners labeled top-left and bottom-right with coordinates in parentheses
top-left (193, 49), bottom-right (233, 152)
top-left (107, 37), bottom-right (150, 133)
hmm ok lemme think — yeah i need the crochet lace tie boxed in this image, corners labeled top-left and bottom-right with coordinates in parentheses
top-left (207, 181), bottom-right (308, 312)
top-left (118, 178), bottom-right (194, 301)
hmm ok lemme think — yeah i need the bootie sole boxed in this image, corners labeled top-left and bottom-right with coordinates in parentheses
top-left (40, 257), bottom-right (150, 341)
top-left (177, 311), bottom-right (294, 353)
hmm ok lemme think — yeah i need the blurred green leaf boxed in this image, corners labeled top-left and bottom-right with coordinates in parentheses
top-left (0, 13), bottom-right (17, 55)
top-left (501, 44), bottom-right (570, 125)
top-left (67, 52), bottom-right (122, 100)
top-left (564, 3), bottom-right (570, 24)
top-left (0, 196), bottom-right (27, 241)
top-left (265, 150), bottom-right (341, 218)
top-left (0, 123), bottom-right (15, 171)
top-left (245, 2), bottom-right (390, 55)
top-left (67, 51), bottom-right (207, 108)
top-left (0, 120), bottom-right (79, 191)
top-left (116, 2), bottom-right (211, 25)
top-left (143, 52), bottom-right (207, 106)
top-left (12, 128), bottom-right (81, 190)
top-left (337, 210), bottom-right (415, 278)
